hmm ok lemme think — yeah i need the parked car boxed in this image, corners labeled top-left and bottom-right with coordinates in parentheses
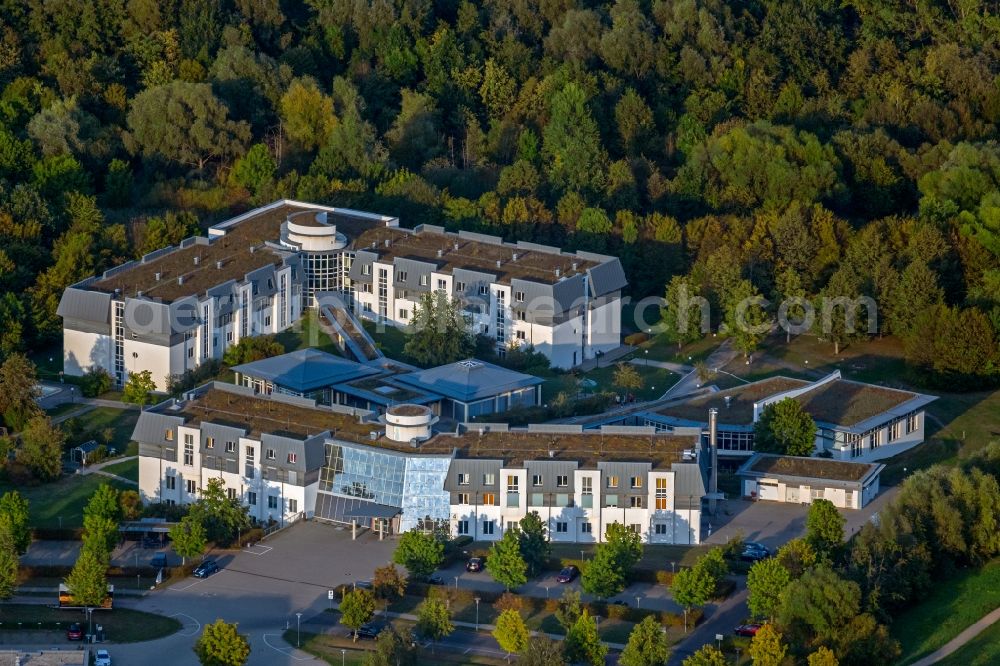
top-left (354, 580), bottom-right (373, 590)
top-left (66, 623), bottom-right (84, 641)
top-left (426, 574), bottom-right (444, 585)
top-left (735, 623), bottom-right (762, 637)
top-left (740, 542), bottom-right (771, 562)
top-left (610, 599), bottom-right (629, 607)
top-left (465, 557), bottom-right (483, 572)
top-left (150, 552), bottom-right (168, 568)
top-left (556, 565), bottom-right (579, 583)
top-left (94, 649), bottom-right (112, 666)
top-left (355, 622), bottom-right (388, 640)
top-left (193, 560), bottom-right (220, 578)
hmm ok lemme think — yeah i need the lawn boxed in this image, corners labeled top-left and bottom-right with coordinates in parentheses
top-left (276, 309), bottom-right (342, 356)
top-left (937, 617), bottom-right (1000, 666)
top-left (100, 457), bottom-right (138, 482)
top-left (0, 474), bottom-right (134, 529)
top-left (363, 320), bottom-right (412, 363)
top-left (62, 406), bottom-right (140, 455)
top-left (549, 542), bottom-right (710, 569)
top-left (893, 558), bottom-right (1000, 665)
top-left (290, 627), bottom-right (508, 665)
top-left (0, 604), bottom-right (180, 643)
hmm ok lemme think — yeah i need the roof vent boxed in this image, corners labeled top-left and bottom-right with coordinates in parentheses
top-left (512, 252), bottom-right (518, 261)
top-left (216, 260), bottom-right (223, 270)
top-left (454, 242), bottom-right (459, 250)
top-left (496, 260), bottom-right (501, 268)
top-left (410, 438), bottom-right (419, 449)
top-left (136, 290), bottom-right (143, 298)
top-left (384, 239), bottom-right (390, 248)
top-left (555, 268), bottom-right (561, 278)
top-left (154, 272), bottom-right (161, 281)
top-left (369, 431), bottom-right (379, 441)
top-left (548, 449), bottom-right (555, 458)
top-left (572, 262), bottom-right (578, 271)
top-left (724, 396), bottom-right (732, 408)
top-left (177, 275), bottom-right (185, 285)
top-left (437, 249), bottom-right (443, 258)
top-left (193, 256), bottom-right (200, 266)
top-left (249, 245), bottom-right (256, 254)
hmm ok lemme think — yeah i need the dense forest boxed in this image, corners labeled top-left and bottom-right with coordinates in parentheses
top-left (0, 0), bottom-right (998, 386)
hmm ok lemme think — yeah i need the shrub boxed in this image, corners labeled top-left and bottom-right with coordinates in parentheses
top-left (80, 368), bottom-right (113, 397)
top-left (606, 603), bottom-right (630, 620)
top-left (543, 598), bottom-right (559, 613)
top-left (624, 332), bottom-right (649, 346)
top-left (655, 570), bottom-right (675, 585)
top-left (494, 591), bottom-right (524, 613)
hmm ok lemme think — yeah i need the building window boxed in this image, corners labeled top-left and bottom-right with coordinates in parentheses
top-left (581, 477), bottom-right (593, 509)
top-left (458, 473), bottom-right (470, 485)
top-left (419, 275), bottom-right (429, 286)
top-left (362, 264), bottom-right (371, 276)
top-left (184, 441), bottom-right (194, 466)
top-left (630, 496), bottom-right (644, 508)
top-left (482, 492), bottom-right (497, 505)
top-left (289, 499), bottom-right (298, 513)
top-left (479, 285), bottom-right (488, 296)
top-left (507, 475), bottom-right (519, 492)
top-left (264, 315), bottom-right (271, 327)
top-left (532, 474), bottom-right (543, 486)
top-left (849, 433), bottom-right (863, 458)
top-left (457, 520), bottom-right (469, 535)
top-left (515, 310), bottom-right (526, 321)
top-left (267, 449), bottom-right (276, 460)
top-left (226, 441), bottom-right (236, 454)
top-left (557, 475), bottom-right (568, 487)
top-left (456, 281), bottom-right (466, 292)
top-left (397, 271), bottom-right (407, 282)
top-left (166, 475), bottom-right (176, 490)
top-left (185, 479), bottom-right (196, 494)
top-left (605, 494), bottom-right (619, 508)
top-left (437, 279), bottom-right (446, 291)
top-left (531, 493), bottom-right (544, 506)
top-left (906, 413), bottom-right (920, 433)
top-left (556, 522), bottom-right (568, 533)
top-left (482, 520), bottom-right (495, 535)
top-left (188, 347), bottom-right (194, 358)
top-left (506, 521), bottom-right (518, 532)
top-left (631, 476), bottom-right (643, 489)
top-left (607, 476), bottom-right (619, 489)
top-left (890, 419), bottom-right (903, 441)
top-left (514, 291), bottom-right (525, 302)
top-left (516, 330), bottom-right (526, 340)
top-left (457, 493), bottom-right (470, 505)
top-left (245, 446), bottom-right (254, 459)
top-left (164, 429), bottom-right (174, 441)
top-left (287, 453), bottom-right (297, 464)
top-left (483, 473), bottom-right (495, 485)
top-left (227, 487), bottom-right (237, 501)
top-left (654, 524), bottom-right (667, 535)
top-left (581, 522), bottom-right (592, 534)
top-left (871, 429), bottom-right (884, 450)
top-left (556, 493), bottom-right (571, 507)
top-left (268, 496), bottom-right (278, 509)
top-left (629, 524), bottom-right (641, 534)
top-left (205, 437), bottom-right (214, 449)
top-left (248, 491), bottom-right (257, 506)
top-left (398, 290), bottom-right (407, 300)
top-left (810, 487), bottom-right (824, 500)
top-left (655, 478), bottom-right (668, 510)
top-left (399, 309), bottom-right (409, 320)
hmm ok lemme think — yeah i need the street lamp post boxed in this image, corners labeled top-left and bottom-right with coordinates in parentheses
top-left (683, 608), bottom-right (688, 633)
top-left (341, 649), bottom-right (346, 666)
top-left (454, 576), bottom-right (459, 589)
top-left (716, 633), bottom-right (724, 651)
top-left (474, 597), bottom-right (481, 631)
top-left (735, 647), bottom-right (742, 665)
top-left (580, 549), bottom-right (585, 561)
top-left (635, 595), bottom-right (640, 609)
top-left (296, 612), bottom-right (302, 648)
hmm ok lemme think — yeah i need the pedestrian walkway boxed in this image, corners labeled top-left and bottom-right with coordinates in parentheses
top-left (629, 358), bottom-right (693, 374)
top-left (661, 339), bottom-right (739, 399)
top-left (77, 455), bottom-right (138, 486)
top-left (910, 605), bottom-right (1000, 666)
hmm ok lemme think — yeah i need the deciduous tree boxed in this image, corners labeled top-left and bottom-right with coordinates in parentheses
top-left (393, 530), bottom-right (444, 580)
top-left (565, 610), bottom-right (606, 666)
top-left (754, 398), bottom-right (817, 457)
top-left (340, 588), bottom-right (376, 641)
top-left (683, 645), bottom-right (727, 666)
top-left (493, 609), bottom-right (529, 658)
top-left (17, 415), bottom-right (64, 481)
top-left (619, 616), bottom-right (670, 666)
top-left (194, 619), bottom-right (251, 666)
top-left (403, 292), bottom-right (474, 367)
top-left (747, 558), bottom-right (791, 621)
top-left (806, 499), bottom-right (845, 557)
top-left (517, 512), bottom-right (549, 578)
top-left (169, 515), bottom-right (207, 564)
top-left (416, 598), bottom-right (453, 651)
top-left (0, 490), bottom-right (31, 554)
top-left (66, 547), bottom-right (108, 607)
top-left (520, 635), bottom-right (567, 666)
top-left (122, 370), bottom-right (157, 406)
top-left (487, 528), bottom-right (528, 590)
top-left (748, 623), bottom-right (787, 666)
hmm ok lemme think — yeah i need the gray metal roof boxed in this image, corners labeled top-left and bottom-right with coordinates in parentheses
top-left (57, 288), bottom-right (112, 325)
top-left (132, 410), bottom-right (185, 446)
top-left (587, 259), bottom-right (628, 297)
top-left (232, 349), bottom-right (380, 392)
top-left (672, 462), bottom-right (707, 506)
top-left (395, 359), bottom-right (543, 402)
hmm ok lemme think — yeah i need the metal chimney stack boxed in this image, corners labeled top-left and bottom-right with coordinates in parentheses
top-left (708, 407), bottom-right (719, 515)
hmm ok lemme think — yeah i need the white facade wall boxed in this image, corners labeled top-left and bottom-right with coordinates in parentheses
top-left (825, 412), bottom-right (927, 463)
top-left (587, 299), bottom-right (622, 358)
top-left (742, 478), bottom-right (866, 510)
top-left (448, 468), bottom-right (702, 545)
top-left (63, 329), bottom-right (113, 378)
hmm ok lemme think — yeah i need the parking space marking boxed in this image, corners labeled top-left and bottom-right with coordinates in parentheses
top-left (262, 633), bottom-right (312, 661)
top-left (242, 544), bottom-right (273, 556)
top-left (171, 612), bottom-right (202, 637)
top-left (168, 579), bottom-right (202, 592)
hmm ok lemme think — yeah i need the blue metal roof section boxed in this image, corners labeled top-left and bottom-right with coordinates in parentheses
top-left (395, 359), bottom-right (543, 403)
top-left (232, 348), bottom-right (381, 393)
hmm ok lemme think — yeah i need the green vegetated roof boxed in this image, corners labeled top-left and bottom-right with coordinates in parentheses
top-left (653, 377), bottom-right (811, 424)
top-left (793, 379), bottom-right (916, 427)
top-left (747, 454), bottom-right (874, 482)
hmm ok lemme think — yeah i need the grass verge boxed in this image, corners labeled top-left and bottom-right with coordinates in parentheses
top-left (936, 617), bottom-right (1000, 666)
top-left (99, 458), bottom-right (138, 482)
top-left (0, 475), bottom-right (133, 529)
top-left (0, 604), bottom-right (180, 643)
top-left (893, 558), bottom-right (1000, 665)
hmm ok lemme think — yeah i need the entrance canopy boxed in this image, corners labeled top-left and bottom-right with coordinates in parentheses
top-left (342, 502), bottom-right (401, 520)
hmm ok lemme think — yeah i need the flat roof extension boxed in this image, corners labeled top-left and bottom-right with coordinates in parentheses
top-left (739, 453), bottom-right (881, 483)
top-left (652, 377), bottom-right (811, 425)
top-left (793, 379), bottom-right (919, 428)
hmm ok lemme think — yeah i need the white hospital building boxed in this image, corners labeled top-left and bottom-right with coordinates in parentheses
top-left (58, 201), bottom-right (626, 390)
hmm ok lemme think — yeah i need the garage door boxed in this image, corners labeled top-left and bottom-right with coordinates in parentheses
top-left (758, 483), bottom-right (779, 501)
